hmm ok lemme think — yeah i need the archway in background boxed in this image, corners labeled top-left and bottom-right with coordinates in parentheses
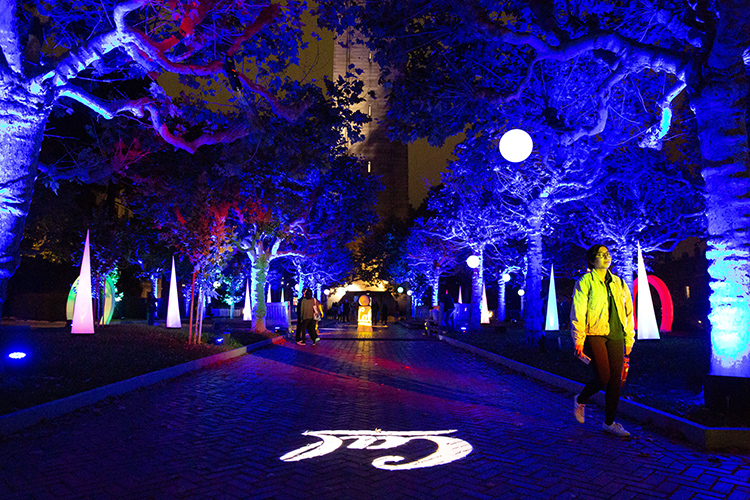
top-left (633, 275), bottom-right (673, 332)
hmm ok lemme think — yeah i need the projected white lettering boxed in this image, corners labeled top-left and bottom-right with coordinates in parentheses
top-left (280, 430), bottom-right (473, 470)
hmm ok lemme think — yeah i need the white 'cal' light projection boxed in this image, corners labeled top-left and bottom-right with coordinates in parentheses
top-left (281, 430), bottom-right (473, 471)
top-left (637, 243), bottom-right (660, 340)
top-left (166, 257), bottom-right (182, 328)
top-left (499, 129), bottom-right (533, 163)
top-left (71, 231), bottom-right (95, 334)
top-left (545, 265), bottom-right (559, 330)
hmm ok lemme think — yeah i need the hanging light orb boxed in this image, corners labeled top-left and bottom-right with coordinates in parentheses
top-left (499, 129), bottom-right (533, 163)
top-left (406, 290), bottom-right (413, 296)
top-left (502, 274), bottom-right (512, 283)
top-left (323, 289), bottom-right (330, 296)
top-left (397, 286), bottom-right (404, 294)
top-left (518, 289), bottom-right (525, 296)
top-left (466, 255), bottom-right (481, 269)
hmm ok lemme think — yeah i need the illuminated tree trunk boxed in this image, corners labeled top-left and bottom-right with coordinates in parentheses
top-left (250, 253), bottom-right (270, 332)
top-left (469, 247), bottom-right (484, 329)
top-left (0, 90), bottom-right (52, 309)
top-left (619, 243), bottom-right (636, 294)
top-left (524, 216), bottom-right (544, 340)
top-left (497, 277), bottom-right (506, 322)
top-left (430, 274), bottom-right (439, 307)
top-left (692, 41), bottom-right (750, 378)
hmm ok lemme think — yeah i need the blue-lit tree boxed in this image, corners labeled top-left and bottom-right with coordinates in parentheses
top-left (0, 0), bottom-right (310, 309)
top-left (399, 218), bottom-right (460, 307)
top-left (566, 147), bottom-right (705, 292)
top-left (427, 166), bottom-right (516, 329)
top-left (318, 0), bottom-right (750, 386)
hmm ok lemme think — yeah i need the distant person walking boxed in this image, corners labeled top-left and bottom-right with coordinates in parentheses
top-left (372, 301), bottom-right (380, 324)
top-left (296, 288), bottom-right (322, 345)
top-left (381, 302), bottom-right (389, 325)
top-left (571, 244), bottom-right (635, 437)
top-left (342, 300), bottom-right (351, 323)
top-left (440, 290), bottom-right (455, 330)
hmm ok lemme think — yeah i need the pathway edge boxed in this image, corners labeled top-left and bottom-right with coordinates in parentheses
top-left (0, 334), bottom-right (290, 436)
top-left (439, 334), bottom-right (749, 451)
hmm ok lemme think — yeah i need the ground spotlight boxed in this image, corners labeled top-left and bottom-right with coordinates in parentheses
top-left (8, 352), bottom-right (27, 360)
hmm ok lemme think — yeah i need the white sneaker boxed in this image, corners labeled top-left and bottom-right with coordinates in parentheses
top-left (602, 422), bottom-right (631, 437)
top-left (573, 394), bottom-right (585, 423)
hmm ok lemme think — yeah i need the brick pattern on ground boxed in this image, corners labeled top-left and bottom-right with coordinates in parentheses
top-left (1, 324), bottom-right (749, 500)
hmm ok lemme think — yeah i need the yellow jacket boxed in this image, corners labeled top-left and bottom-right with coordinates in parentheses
top-left (570, 270), bottom-right (635, 349)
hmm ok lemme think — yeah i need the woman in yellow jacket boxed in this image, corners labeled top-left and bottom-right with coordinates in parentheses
top-left (571, 244), bottom-right (635, 437)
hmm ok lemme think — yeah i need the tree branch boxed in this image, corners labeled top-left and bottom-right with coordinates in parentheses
top-left (0, 0), bottom-right (23, 74)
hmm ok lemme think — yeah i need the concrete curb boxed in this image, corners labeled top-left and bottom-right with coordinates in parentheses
top-left (439, 335), bottom-right (750, 451)
top-left (0, 334), bottom-right (291, 437)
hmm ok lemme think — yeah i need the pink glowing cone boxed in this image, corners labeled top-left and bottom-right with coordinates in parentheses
top-left (71, 231), bottom-right (95, 334)
top-left (243, 280), bottom-right (251, 321)
top-left (166, 257), bottom-right (182, 328)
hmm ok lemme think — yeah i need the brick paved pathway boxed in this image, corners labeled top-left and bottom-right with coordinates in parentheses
top-left (1, 324), bottom-right (749, 500)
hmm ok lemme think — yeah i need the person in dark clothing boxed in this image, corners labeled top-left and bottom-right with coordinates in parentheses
top-left (381, 302), bottom-right (389, 325)
top-left (342, 300), bottom-right (350, 323)
top-left (296, 289), bottom-right (322, 345)
top-left (372, 301), bottom-right (380, 324)
top-left (440, 290), bottom-right (455, 330)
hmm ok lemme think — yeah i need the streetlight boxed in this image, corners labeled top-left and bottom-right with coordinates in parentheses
top-left (466, 255), bottom-right (480, 269)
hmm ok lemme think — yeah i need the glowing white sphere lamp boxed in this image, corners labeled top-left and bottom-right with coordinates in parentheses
top-left (397, 286), bottom-right (404, 294)
top-left (502, 274), bottom-right (512, 283)
top-left (499, 129), bottom-right (533, 163)
top-left (406, 290), bottom-right (413, 296)
top-left (324, 289), bottom-right (330, 296)
top-left (466, 255), bottom-right (480, 269)
top-left (518, 289), bottom-right (525, 296)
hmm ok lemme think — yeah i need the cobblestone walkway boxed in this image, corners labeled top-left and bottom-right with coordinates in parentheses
top-left (1, 324), bottom-right (749, 499)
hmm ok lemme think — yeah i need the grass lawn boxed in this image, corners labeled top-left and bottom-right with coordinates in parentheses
top-left (444, 324), bottom-right (748, 428)
top-left (0, 321), bottom-right (275, 417)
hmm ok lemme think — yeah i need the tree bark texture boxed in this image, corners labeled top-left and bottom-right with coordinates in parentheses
top-left (469, 247), bottom-right (484, 329)
top-left (0, 81), bottom-right (52, 309)
top-left (250, 252), bottom-right (270, 332)
top-left (524, 218), bottom-right (544, 340)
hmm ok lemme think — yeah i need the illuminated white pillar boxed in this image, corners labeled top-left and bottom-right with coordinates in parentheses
top-left (71, 231), bottom-right (95, 334)
top-left (637, 243), bottom-right (660, 340)
top-left (281, 287), bottom-right (285, 302)
top-left (243, 279), bottom-right (251, 321)
top-left (267, 285), bottom-right (272, 304)
top-left (481, 286), bottom-right (490, 324)
top-left (166, 257), bottom-right (182, 328)
top-left (544, 265), bottom-right (559, 330)
top-left (458, 286), bottom-right (463, 304)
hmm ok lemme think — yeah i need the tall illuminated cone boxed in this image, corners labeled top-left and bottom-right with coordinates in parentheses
top-left (637, 243), bottom-right (660, 340)
top-left (545, 265), bottom-right (559, 330)
top-left (166, 257), bottom-right (182, 328)
top-left (481, 286), bottom-right (491, 324)
top-left (458, 286), bottom-right (463, 304)
top-left (243, 280), bottom-right (251, 321)
top-left (267, 286), bottom-right (272, 304)
top-left (71, 231), bottom-right (95, 334)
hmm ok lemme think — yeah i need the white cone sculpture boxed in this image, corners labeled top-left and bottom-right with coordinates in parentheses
top-left (545, 265), bottom-right (560, 330)
top-left (267, 286), bottom-right (272, 304)
top-left (637, 243), bottom-right (660, 340)
top-left (71, 231), bottom-right (95, 334)
top-left (243, 280), bottom-right (252, 321)
top-left (481, 286), bottom-right (491, 324)
top-left (458, 286), bottom-right (463, 304)
top-left (281, 286), bottom-right (285, 302)
top-left (166, 257), bottom-right (182, 328)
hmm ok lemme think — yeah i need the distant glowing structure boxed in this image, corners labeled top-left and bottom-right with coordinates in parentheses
top-left (481, 286), bottom-right (490, 324)
top-left (636, 244), bottom-right (659, 340)
top-left (545, 265), bottom-right (559, 330)
top-left (243, 280), bottom-right (252, 321)
top-left (499, 129), bottom-right (533, 163)
top-left (71, 231), bottom-right (95, 334)
top-left (166, 257), bottom-right (182, 328)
